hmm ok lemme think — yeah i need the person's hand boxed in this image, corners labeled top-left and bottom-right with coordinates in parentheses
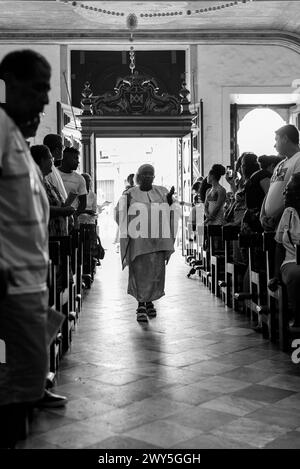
top-left (268, 277), bottom-right (280, 292)
top-left (225, 172), bottom-right (234, 184)
top-left (167, 186), bottom-right (175, 205)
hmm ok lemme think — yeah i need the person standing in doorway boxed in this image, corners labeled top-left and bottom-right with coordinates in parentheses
top-left (115, 164), bottom-right (178, 322)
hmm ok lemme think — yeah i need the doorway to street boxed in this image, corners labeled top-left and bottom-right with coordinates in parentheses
top-left (95, 137), bottom-right (178, 247)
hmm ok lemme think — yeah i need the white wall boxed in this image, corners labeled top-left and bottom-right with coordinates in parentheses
top-left (96, 137), bottom-right (177, 206)
top-left (196, 44), bottom-right (300, 174)
top-left (1, 41), bottom-right (299, 178)
top-left (0, 44), bottom-right (62, 144)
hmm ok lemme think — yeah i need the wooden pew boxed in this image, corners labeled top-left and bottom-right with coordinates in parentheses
top-left (187, 224), bottom-right (204, 278)
top-left (48, 240), bottom-right (62, 380)
top-left (260, 232), bottom-right (289, 350)
top-left (50, 235), bottom-right (75, 353)
top-left (236, 232), bottom-right (267, 325)
top-left (74, 229), bottom-right (83, 314)
top-left (70, 230), bottom-right (83, 319)
top-left (80, 224), bottom-right (97, 289)
top-left (219, 225), bottom-right (240, 308)
top-left (206, 225), bottom-right (225, 297)
top-left (200, 225), bottom-right (211, 287)
top-left (184, 220), bottom-right (195, 261)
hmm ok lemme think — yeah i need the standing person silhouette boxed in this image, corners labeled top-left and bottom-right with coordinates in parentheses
top-left (0, 49), bottom-right (51, 448)
top-left (115, 164), bottom-right (178, 322)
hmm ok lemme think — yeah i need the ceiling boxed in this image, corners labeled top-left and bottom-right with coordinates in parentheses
top-left (0, 1), bottom-right (299, 45)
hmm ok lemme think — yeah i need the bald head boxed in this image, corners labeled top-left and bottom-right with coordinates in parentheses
top-left (136, 164), bottom-right (155, 191)
top-left (137, 164), bottom-right (155, 176)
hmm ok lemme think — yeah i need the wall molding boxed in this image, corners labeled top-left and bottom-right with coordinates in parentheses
top-left (0, 30), bottom-right (300, 55)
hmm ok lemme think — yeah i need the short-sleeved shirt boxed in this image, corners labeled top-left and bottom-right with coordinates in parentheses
top-left (0, 107), bottom-right (49, 295)
top-left (57, 169), bottom-right (87, 207)
top-left (275, 206), bottom-right (300, 267)
top-left (265, 152), bottom-right (300, 219)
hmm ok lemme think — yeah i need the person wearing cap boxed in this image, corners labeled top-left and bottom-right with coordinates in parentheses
top-left (115, 164), bottom-right (178, 322)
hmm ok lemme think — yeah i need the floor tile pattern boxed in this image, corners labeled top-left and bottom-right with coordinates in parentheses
top-left (17, 249), bottom-right (300, 449)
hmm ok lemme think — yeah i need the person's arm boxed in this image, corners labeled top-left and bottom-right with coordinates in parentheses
top-left (260, 177), bottom-right (270, 195)
top-left (50, 205), bottom-right (75, 219)
top-left (204, 191), bottom-right (209, 218)
top-left (0, 114), bottom-right (9, 177)
top-left (166, 186), bottom-right (175, 206)
top-left (76, 194), bottom-right (87, 216)
top-left (225, 173), bottom-right (238, 193)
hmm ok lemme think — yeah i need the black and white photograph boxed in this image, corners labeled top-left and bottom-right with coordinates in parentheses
top-left (0, 0), bottom-right (300, 458)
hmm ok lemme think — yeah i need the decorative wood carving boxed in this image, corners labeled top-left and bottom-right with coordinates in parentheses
top-left (81, 70), bottom-right (191, 117)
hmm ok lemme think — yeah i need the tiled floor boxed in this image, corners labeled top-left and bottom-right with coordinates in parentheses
top-left (17, 248), bottom-right (300, 449)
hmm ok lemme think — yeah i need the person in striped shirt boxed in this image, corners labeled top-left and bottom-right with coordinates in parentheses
top-left (0, 49), bottom-right (51, 448)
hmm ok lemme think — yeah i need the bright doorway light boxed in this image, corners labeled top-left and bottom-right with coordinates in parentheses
top-left (96, 137), bottom-right (177, 246)
top-left (238, 108), bottom-right (286, 155)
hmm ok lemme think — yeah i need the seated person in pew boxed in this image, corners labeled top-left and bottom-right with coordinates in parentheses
top-left (268, 173), bottom-right (300, 330)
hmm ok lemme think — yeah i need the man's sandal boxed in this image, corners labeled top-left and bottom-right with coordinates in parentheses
top-left (146, 302), bottom-right (157, 317)
top-left (136, 306), bottom-right (148, 322)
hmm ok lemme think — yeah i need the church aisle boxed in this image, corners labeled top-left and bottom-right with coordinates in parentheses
top-left (18, 249), bottom-right (300, 449)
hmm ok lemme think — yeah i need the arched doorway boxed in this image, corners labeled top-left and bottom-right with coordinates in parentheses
top-left (238, 108), bottom-right (286, 155)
